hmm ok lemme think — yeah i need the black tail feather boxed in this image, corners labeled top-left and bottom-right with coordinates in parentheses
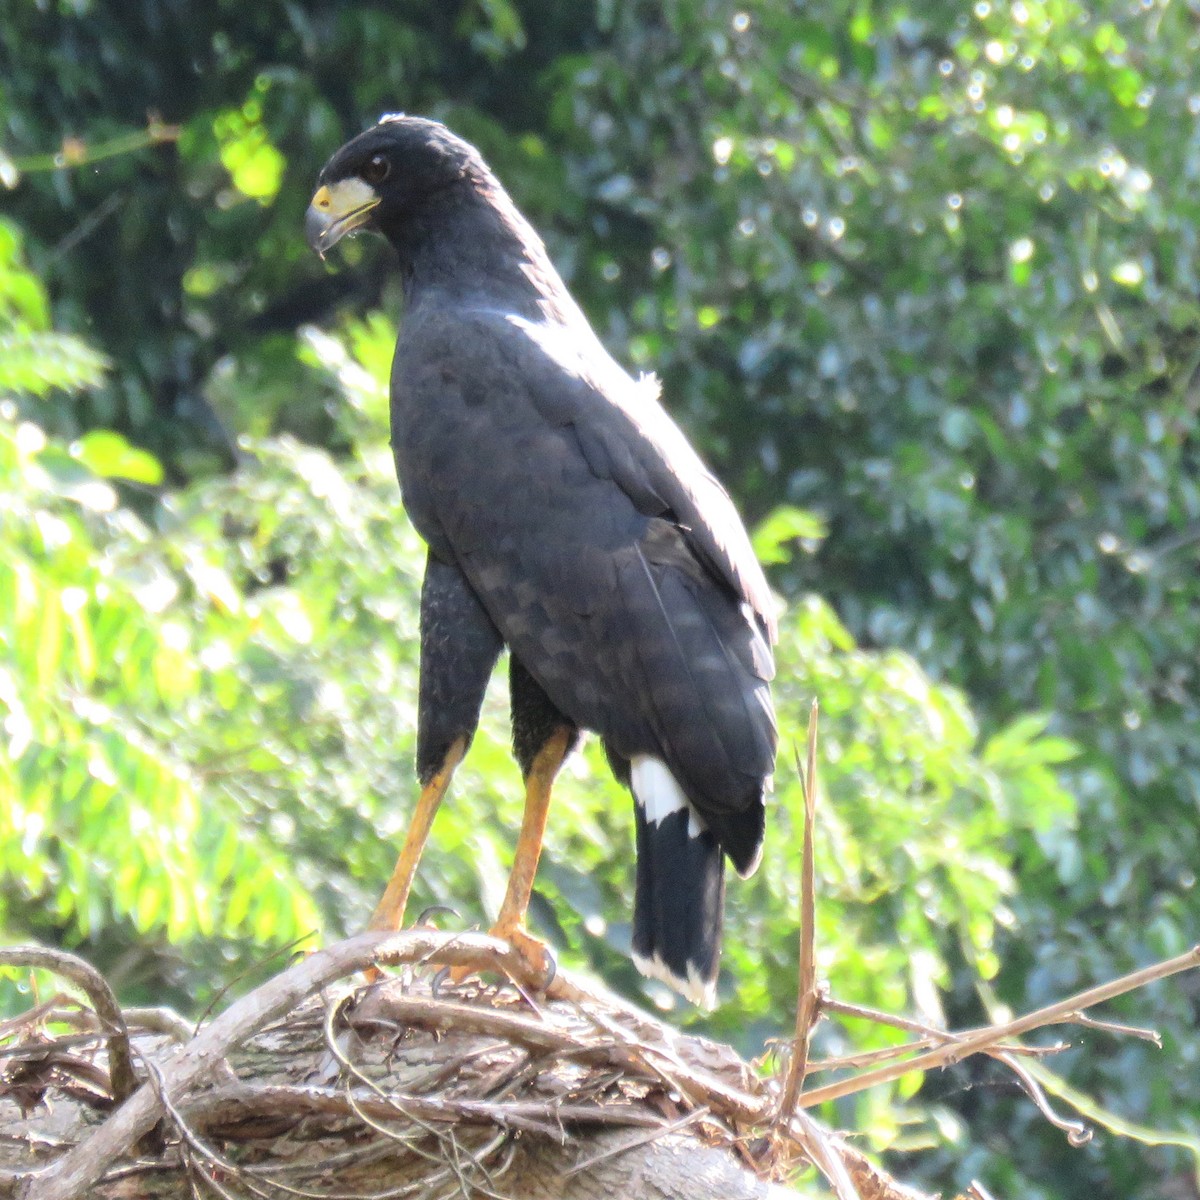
top-left (631, 804), bottom-right (724, 1007)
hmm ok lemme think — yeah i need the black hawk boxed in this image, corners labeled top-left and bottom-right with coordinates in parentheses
top-left (306, 115), bottom-right (776, 1006)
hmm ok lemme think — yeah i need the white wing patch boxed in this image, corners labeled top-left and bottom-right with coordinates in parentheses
top-left (631, 755), bottom-right (708, 838)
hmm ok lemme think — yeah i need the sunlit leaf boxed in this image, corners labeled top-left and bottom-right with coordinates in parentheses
top-left (752, 505), bottom-right (828, 565)
top-left (71, 430), bottom-right (163, 485)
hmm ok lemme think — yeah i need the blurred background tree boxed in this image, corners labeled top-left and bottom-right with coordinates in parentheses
top-left (2, 1), bottom-right (1199, 1197)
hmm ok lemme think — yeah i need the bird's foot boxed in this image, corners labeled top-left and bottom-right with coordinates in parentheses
top-left (497, 923), bottom-right (557, 990)
top-left (445, 921), bottom-right (556, 993)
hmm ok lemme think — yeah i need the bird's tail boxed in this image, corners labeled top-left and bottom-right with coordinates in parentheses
top-left (629, 756), bottom-right (724, 1008)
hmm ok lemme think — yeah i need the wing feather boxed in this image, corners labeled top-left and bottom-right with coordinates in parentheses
top-left (497, 314), bottom-right (778, 644)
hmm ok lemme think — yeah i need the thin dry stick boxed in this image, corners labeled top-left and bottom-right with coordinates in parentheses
top-left (0, 945), bottom-right (137, 1104)
top-left (991, 1050), bottom-right (1091, 1146)
top-left (777, 699), bottom-right (821, 1122)
top-left (822, 997), bottom-right (945, 1038)
top-left (1067, 1011), bottom-right (1162, 1046)
top-left (809, 1039), bottom-right (942, 1075)
top-left (576, 1005), bottom-right (769, 1127)
top-left (35, 1005), bottom-right (195, 1048)
top-left (809, 1030), bottom-right (1067, 1077)
top-left (796, 944), bottom-right (1200, 1109)
top-left (559, 1109), bottom-right (709, 1180)
top-left (359, 993), bottom-right (593, 1057)
top-left (766, 702), bottom-right (866, 1200)
top-left (191, 931), bottom-right (315, 1036)
top-left (823, 999), bottom-right (1088, 1141)
top-left (817, 996), bottom-right (1069, 1068)
top-left (809, 1005), bottom-right (1083, 1172)
top-left (0, 994), bottom-right (70, 1040)
top-left (825, 995), bottom-right (1066, 1055)
top-left (965, 1182), bottom-right (999, 1200)
top-left (786, 1108), bottom-right (864, 1200)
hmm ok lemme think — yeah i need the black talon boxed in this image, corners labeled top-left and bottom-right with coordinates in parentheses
top-left (430, 965), bottom-right (453, 998)
top-left (415, 905), bottom-right (460, 927)
top-left (538, 943), bottom-right (558, 991)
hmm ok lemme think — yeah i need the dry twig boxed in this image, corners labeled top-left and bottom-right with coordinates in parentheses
top-left (1067, 1011), bottom-right (1162, 1046)
top-left (817, 999), bottom-right (1092, 1147)
top-left (990, 1050), bottom-right (1091, 1146)
top-left (777, 700), bottom-right (822, 1125)
top-left (796, 943), bottom-right (1200, 1109)
top-left (0, 946), bottom-right (137, 1104)
top-left (764, 702), bottom-right (868, 1200)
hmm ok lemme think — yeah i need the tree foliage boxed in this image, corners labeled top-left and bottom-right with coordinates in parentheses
top-left (2, 3), bottom-right (1199, 1197)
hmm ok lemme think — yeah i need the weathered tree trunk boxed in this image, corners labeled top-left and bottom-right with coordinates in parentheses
top-left (0, 934), bottom-right (926, 1200)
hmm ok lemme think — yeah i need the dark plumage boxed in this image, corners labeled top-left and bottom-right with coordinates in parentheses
top-left (307, 115), bottom-right (776, 1005)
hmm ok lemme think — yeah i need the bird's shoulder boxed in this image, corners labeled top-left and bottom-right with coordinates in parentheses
top-left (394, 304), bottom-right (776, 641)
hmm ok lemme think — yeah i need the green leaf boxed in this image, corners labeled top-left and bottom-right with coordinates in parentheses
top-left (71, 431), bottom-right (164, 485)
top-left (752, 506), bottom-right (828, 565)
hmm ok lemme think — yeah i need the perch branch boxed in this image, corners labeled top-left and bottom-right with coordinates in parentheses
top-left (361, 989), bottom-right (756, 1124)
top-left (187, 1082), bottom-right (669, 1136)
top-left (16, 929), bottom-right (536, 1200)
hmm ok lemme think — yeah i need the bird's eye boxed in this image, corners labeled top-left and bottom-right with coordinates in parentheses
top-left (362, 155), bottom-right (390, 185)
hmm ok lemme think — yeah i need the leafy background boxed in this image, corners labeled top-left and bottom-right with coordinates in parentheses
top-left (3, 2), bottom-right (1200, 1196)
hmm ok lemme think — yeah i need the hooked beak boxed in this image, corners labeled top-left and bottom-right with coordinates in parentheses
top-left (305, 178), bottom-right (381, 258)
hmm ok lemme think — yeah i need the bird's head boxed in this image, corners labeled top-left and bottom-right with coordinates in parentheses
top-left (305, 114), bottom-right (482, 258)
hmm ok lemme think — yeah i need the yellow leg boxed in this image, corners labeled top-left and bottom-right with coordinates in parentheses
top-left (368, 737), bottom-right (466, 932)
top-left (494, 728), bottom-right (571, 934)
top-left (453, 727), bottom-right (572, 984)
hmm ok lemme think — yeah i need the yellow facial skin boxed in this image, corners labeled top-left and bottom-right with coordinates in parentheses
top-left (305, 177), bottom-right (381, 258)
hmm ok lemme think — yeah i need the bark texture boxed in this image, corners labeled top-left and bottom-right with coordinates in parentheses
top-left (0, 933), bottom-right (928, 1200)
